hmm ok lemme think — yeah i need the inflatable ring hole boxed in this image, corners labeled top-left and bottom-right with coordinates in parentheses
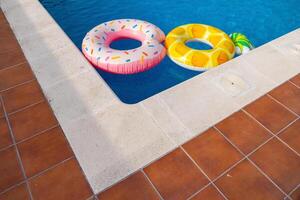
top-left (185, 39), bottom-right (212, 50)
top-left (110, 38), bottom-right (142, 50)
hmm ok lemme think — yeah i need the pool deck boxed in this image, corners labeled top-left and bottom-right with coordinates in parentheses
top-left (0, 0), bottom-right (300, 199)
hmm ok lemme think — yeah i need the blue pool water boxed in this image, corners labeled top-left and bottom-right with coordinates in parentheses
top-left (39, 0), bottom-right (300, 104)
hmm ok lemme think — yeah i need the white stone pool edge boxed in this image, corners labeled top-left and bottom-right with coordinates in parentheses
top-left (1, 0), bottom-right (300, 194)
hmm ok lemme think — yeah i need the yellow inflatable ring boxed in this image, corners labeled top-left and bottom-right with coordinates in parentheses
top-left (165, 24), bottom-right (235, 71)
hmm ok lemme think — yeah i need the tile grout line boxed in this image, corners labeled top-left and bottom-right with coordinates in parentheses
top-left (6, 99), bottom-right (45, 116)
top-left (0, 179), bottom-right (28, 196)
top-left (94, 147), bottom-right (178, 197)
top-left (0, 95), bottom-right (34, 200)
top-left (46, 102), bottom-right (96, 197)
top-left (141, 169), bottom-right (165, 200)
top-left (288, 80), bottom-right (300, 89)
top-left (288, 183), bottom-right (300, 196)
top-left (271, 117), bottom-right (299, 136)
top-left (0, 100), bottom-right (77, 197)
top-left (0, 143), bottom-right (14, 153)
top-left (248, 158), bottom-right (292, 200)
top-left (0, 137), bottom-right (77, 194)
top-left (242, 109), bottom-right (300, 156)
top-left (92, 194), bottom-right (99, 200)
top-left (66, 154), bottom-right (95, 198)
top-left (274, 133), bottom-right (300, 157)
top-left (26, 156), bottom-right (74, 182)
top-left (2, 3), bottom-right (300, 198)
top-left (185, 115), bottom-right (297, 200)
top-left (5, 77), bottom-right (293, 199)
top-left (0, 60), bottom-right (27, 73)
top-left (89, 105), bottom-right (298, 199)
top-left (214, 126), bottom-right (290, 197)
top-left (179, 146), bottom-right (229, 200)
top-left (284, 195), bottom-right (293, 200)
top-left (140, 98), bottom-right (227, 199)
top-left (157, 95), bottom-right (194, 138)
top-left (94, 174), bottom-right (135, 197)
top-left (51, 127), bottom-right (98, 200)
top-left (187, 158), bottom-right (247, 200)
top-left (0, 126), bottom-right (61, 153)
top-left (267, 94), bottom-right (300, 117)
top-left (0, 156), bottom-right (78, 196)
top-left (38, 66), bottom-right (93, 92)
top-left (47, 99), bottom-right (96, 197)
top-left (94, 142), bottom-right (174, 198)
top-left (217, 112), bottom-right (299, 164)
top-left (15, 84), bottom-right (95, 196)
top-left (12, 124), bottom-right (59, 145)
top-left (0, 46), bottom-right (23, 55)
top-left (42, 72), bottom-right (98, 198)
top-left (141, 98), bottom-right (234, 199)
top-left (139, 102), bottom-right (179, 147)
top-left (60, 99), bottom-right (119, 130)
top-left (186, 183), bottom-right (212, 200)
top-left (0, 78), bottom-right (36, 93)
top-left (210, 184), bottom-right (230, 200)
top-left (0, 155), bottom-right (77, 196)
top-left (1, 8), bottom-right (288, 199)
top-left (289, 183), bottom-right (300, 200)
top-left (1, 22), bottom-right (96, 196)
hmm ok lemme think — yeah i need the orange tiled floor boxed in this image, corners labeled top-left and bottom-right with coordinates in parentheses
top-left (0, 10), bottom-right (93, 200)
top-left (1, 9), bottom-right (300, 200)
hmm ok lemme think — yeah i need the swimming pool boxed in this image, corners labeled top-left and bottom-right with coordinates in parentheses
top-left (39, 0), bottom-right (300, 104)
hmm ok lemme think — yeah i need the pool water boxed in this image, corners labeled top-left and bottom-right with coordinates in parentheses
top-left (39, 0), bottom-right (300, 104)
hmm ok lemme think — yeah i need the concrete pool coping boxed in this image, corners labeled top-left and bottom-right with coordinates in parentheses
top-left (1, 0), bottom-right (300, 193)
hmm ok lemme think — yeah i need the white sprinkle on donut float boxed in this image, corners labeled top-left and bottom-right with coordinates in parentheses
top-left (82, 19), bottom-right (166, 74)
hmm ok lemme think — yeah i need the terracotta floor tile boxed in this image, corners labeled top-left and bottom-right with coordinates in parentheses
top-left (98, 171), bottom-right (160, 200)
top-left (290, 74), bottom-right (300, 87)
top-left (0, 184), bottom-right (30, 200)
top-left (291, 186), bottom-right (300, 200)
top-left (278, 119), bottom-right (300, 154)
top-left (215, 160), bottom-right (284, 200)
top-left (2, 80), bottom-right (44, 114)
top-left (0, 63), bottom-right (34, 91)
top-left (244, 95), bottom-right (297, 133)
top-left (87, 196), bottom-right (97, 200)
top-left (0, 107), bottom-right (4, 118)
top-left (0, 147), bottom-right (24, 192)
top-left (190, 185), bottom-right (225, 200)
top-left (29, 158), bottom-right (92, 200)
top-left (216, 111), bottom-right (272, 154)
top-left (18, 127), bottom-right (73, 177)
top-left (0, 23), bottom-right (14, 38)
top-left (0, 11), bottom-right (7, 25)
top-left (250, 138), bottom-right (300, 193)
top-left (269, 82), bottom-right (300, 115)
top-left (0, 37), bottom-right (20, 54)
top-left (0, 49), bottom-right (26, 70)
top-left (144, 148), bottom-right (209, 200)
top-left (182, 128), bottom-right (243, 179)
top-left (0, 100), bottom-right (4, 118)
top-left (0, 117), bottom-right (12, 149)
top-left (9, 102), bottom-right (58, 142)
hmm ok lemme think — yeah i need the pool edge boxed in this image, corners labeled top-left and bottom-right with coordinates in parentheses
top-left (1, 0), bottom-right (300, 194)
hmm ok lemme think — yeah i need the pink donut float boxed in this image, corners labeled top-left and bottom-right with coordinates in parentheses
top-left (82, 19), bottom-right (166, 74)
